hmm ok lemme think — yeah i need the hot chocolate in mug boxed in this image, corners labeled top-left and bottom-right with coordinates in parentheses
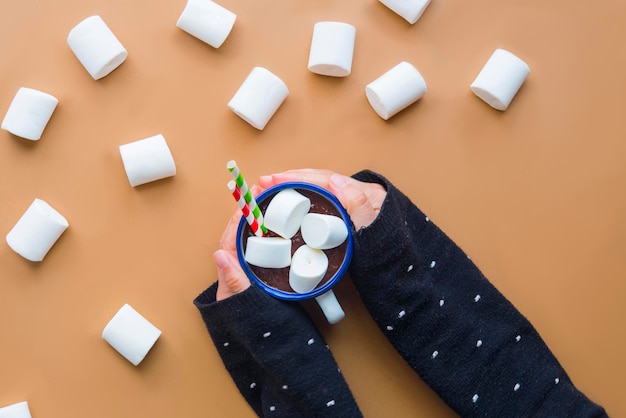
top-left (235, 182), bottom-right (354, 324)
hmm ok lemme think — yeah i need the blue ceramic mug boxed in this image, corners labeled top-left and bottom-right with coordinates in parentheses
top-left (235, 182), bottom-right (353, 324)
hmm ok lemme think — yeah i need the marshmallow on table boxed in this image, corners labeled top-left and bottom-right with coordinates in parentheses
top-left (176, 0), bottom-right (237, 48)
top-left (366, 61), bottom-right (427, 120)
top-left (119, 134), bottom-right (176, 187)
top-left (470, 48), bottom-right (530, 110)
top-left (0, 401), bottom-right (32, 418)
top-left (2, 87), bottom-right (58, 141)
top-left (301, 213), bottom-right (348, 250)
top-left (102, 304), bottom-right (161, 366)
top-left (67, 15), bottom-right (128, 80)
top-left (470, 48), bottom-right (530, 111)
top-left (289, 245), bottom-right (328, 293)
top-left (6, 198), bottom-right (69, 262)
top-left (244, 236), bottom-right (292, 268)
top-left (228, 67), bottom-right (289, 130)
top-left (379, 0), bottom-right (431, 24)
top-left (308, 21), bottom-right (356, 77)
top-left (263, 189), bottom-right (311, 239)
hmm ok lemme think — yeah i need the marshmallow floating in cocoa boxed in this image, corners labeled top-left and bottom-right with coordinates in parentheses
top-left (244, 236), bottom-right (292, 268)
top-left (308, 21), bottom-right (356, 77)
top-left (176, 0), bottom-right (237, 48)
top-left (263, 189), bottom-right (311, 239)
top-left (379, 0), bottom-right (431, 24)
top-left (0, 401), bottom-right (32, 418)
top-left (1, 87), bottom-right (58, 141)
top-left (67, 15), bottom-right (128, 80)
top-left (228, 67), bottom-right (289, 130)
top-left (365, 61), bottom-right (427, 120)
top-left (6, 198), bottom-right (69, 262)
top-left (470, 48), bottom-right (530, 111)
top-left (289, 245), bottom-right (329, 293)
top-left (119, 134), bottom-right (176, 187)
top-left (301, 213), bottom-right (348, 250)
top-left (102, 303), bottom-right (161, 366)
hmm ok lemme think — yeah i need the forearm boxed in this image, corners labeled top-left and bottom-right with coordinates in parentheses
top-left (194, 283), bottom-right (362, 417)
top-left (349, 170), bottom-right (606, 417)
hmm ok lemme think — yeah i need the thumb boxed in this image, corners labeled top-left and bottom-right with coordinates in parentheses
top-left (214, 249), bottom-right (251, 301)
top-left (329, 174), bottom-right (378, 230)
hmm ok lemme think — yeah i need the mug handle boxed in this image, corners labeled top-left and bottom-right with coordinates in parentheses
top-left (315, 290), bottom-right (345, 324)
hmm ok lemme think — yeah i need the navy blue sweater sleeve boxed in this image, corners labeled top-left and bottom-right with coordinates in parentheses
top-left (350, 170), bottom-right (607, 417)
top-left (194, 283), bottom-right (362, 418)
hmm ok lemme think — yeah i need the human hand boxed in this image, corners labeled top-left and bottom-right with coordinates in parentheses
top-left (214, 209), bottom-right (252, 301)
top-left (215, 170), bottom-right (386, 301)
top-left (258, 169), bottom-right (386, 230)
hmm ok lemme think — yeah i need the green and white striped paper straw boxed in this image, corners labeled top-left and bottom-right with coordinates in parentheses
top-left (227, 160), bottom-right (268, 235)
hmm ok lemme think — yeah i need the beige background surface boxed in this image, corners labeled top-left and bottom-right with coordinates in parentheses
top-left (1, 0), bottom-right (624, 416)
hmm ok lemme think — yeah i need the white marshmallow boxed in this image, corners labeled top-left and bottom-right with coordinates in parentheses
top-left (102, 303), bottom-right (162, 366)
top-left (470, 48), bottom-right (530, 111)
top-left (365, 61), bottom-right (427, 120)
top-left (0, 401), bottom-right (32, 418)
top-left (119, 134), bottom-right (176, 187)
top-left (67, 15), bottom-right (128, 80)
top-left (379, 0), bottom-right (431, 24)
top-left (176, 0), bottom-right (237, 48)
top-left (6, 198), bottom-right (69, 262)
top-left (301, 213), bottom-right (348, 250)
top-left (315, 290), bottom-right (345, 324)
top-left (228, 67), bottom-right (289, 130)
top-left (263, 189), bottom-right (311, 239)
top-left (1, 87), bottom-right (58, 141)
top-left (308, 21), bottom-right (356, 77)
top-left (289, 245), bottom-right (328, 293)
top-left (244, 236), bottom-right (292, 268)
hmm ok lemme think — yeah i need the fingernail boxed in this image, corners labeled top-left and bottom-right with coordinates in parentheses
top-left (259, 175), bottom-right (272, 184)
top-left (330, 174), bottom-right (348, 189)
top-left (214, 250), bottom-right (230, 269)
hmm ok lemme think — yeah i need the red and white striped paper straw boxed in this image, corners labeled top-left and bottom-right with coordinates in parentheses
top-left (227, 160), bottom-right (267, 235)
top-left (228, 180), bottom-right (263, 237)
